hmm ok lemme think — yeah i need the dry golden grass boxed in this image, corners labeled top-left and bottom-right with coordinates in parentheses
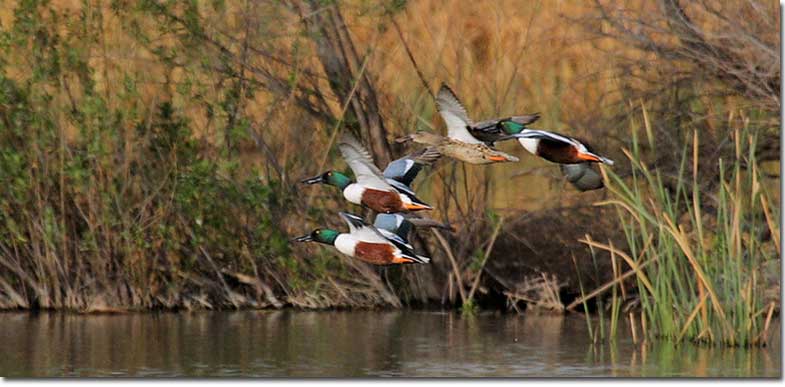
top-left (1, 0), bottom-right (637, 218)
top-left (365, 0), bottom-right (623, 213)
top-left (11, 0), bottom-right (764, 218)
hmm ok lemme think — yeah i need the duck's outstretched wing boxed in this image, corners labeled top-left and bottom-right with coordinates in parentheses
top-left (404, 215), bottom-right (454, 232)
top-left (472, 114), bottom-right (541, 134)
top-left (338, 133), bottom-right (391, 189)
top-left (383, 147), bottom-right (441, 186)
top-left (377, 227), bottom-right (413, 250)
top-left (561, 163), bottom-right (604, 191)
top-left (436, 84), bottom-right (483, 144)
top-left (370, 214), bottom-right (412, 248)
top-left (339, 211), bottom-right (405, 246)
top-left (470, 114), bottom-right (541, 145)
top-left (338, 211), bottom-right (369, 234)
top-left (505, 114), bottom-right (541, 126)
top-left (374, 213), bottom-right (412, 240)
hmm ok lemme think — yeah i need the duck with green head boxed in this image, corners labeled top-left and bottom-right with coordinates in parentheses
top-left (302, 133), bottom-right (438, 214)
top-left (293, 212), bottom-right (430, 266)
top-left (468, 114), bottom-right (541, 146)
top-left (302, 170), bottom-right (353, 192)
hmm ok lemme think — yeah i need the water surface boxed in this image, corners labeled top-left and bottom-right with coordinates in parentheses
top-left (0, 310), bottom-right (779, 377)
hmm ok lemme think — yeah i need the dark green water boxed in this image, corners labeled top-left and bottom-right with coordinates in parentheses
top-left (0, 310), bottom-right (780, 377)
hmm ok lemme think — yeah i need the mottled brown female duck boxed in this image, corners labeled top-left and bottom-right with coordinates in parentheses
top-left (396, 84), bottom-right (519, 164)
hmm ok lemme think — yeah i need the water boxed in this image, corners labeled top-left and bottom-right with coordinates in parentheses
top-left (0, 310), bottom-right (780, 377)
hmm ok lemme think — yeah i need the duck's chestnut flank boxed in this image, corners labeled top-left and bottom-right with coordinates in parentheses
top-left (354, 242), bottom-right (400, 265)
top-left (361, 189), bottom-right (406, 213)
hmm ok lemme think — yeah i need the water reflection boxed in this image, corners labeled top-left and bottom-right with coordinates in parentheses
top-left (0, 311), bottom-right (779, 377)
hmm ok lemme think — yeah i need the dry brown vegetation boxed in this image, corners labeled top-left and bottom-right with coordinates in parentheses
top-left (0, 0), bottom-right (779, 313)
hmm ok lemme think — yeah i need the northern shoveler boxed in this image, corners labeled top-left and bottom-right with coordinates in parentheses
top-left (395, 84), bottom-right (519, 164)
top-left (301, 135), bottom-right (438, 213)
top-left (504, 129), bottom-right (614, 165)
top-left (560, 163), bottom-right (604, 191)
top-left (293, 212), bottom-right (430, 265)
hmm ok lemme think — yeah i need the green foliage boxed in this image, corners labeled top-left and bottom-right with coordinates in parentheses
top-left (594, 112), bottom-right (779, 347)
top-left (0, 0), bottom-right (357, 310)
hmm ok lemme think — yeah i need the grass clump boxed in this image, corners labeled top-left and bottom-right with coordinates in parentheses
top-left (581, 110), bottom-right (779, 347)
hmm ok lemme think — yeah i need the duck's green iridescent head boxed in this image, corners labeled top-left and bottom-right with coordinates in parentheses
top-left (501, 120), bottom-right (526, 135)
top-left (293, 228), bottom-right (340, 245)
top-left (301, 170), bottom-right (352, 190)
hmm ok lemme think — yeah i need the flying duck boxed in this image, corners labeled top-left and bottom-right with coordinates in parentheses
top-left (428, 83), bottom-right (540, 146)
top-left (504, 129), bottom-right (614, 165)
top-left (396, 84), bottom-right (519, 164)
top-left (293, 212), bottom-right (430, 265)
top-left (302, 137), bottom-right (439, 213)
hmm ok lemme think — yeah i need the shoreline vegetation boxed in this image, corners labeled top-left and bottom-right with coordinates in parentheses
top-left (0, 1), bottom-right (779, 347)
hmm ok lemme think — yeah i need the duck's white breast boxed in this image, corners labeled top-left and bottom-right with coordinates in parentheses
top-left (334, 234), bottom-right (357, 257)
top-left (343, 184), bottom-right (365, 205)
top-left (518, 138), bottom-right (539, 155)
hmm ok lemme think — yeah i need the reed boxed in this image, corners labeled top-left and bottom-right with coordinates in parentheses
top-left (579, 110), bottom-right (778, 347)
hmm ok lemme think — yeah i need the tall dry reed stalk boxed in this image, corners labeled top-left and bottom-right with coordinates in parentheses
top-left (574, 108), bottom-right (778, 347)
